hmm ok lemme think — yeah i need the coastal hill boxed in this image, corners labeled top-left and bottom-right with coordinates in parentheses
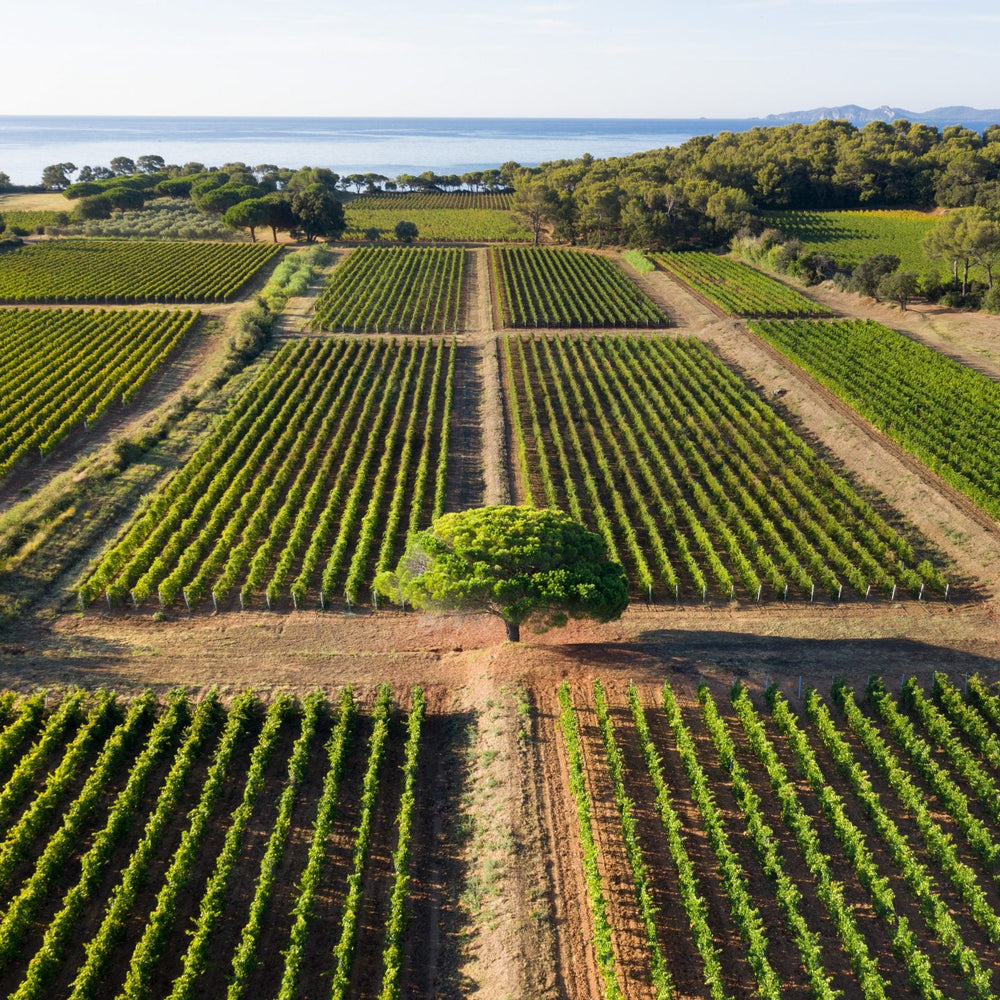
top-left (763, 103), bottom-right (1000, 125)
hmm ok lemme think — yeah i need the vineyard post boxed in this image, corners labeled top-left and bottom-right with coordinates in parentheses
top-left (730, 584), bottom-right (735, 600)
top-left (131, 591), bottom-right (138, 610)
top-left (756, 584), bottom-right (762, 602)
top-left (265, 592), bottom-right (271, 611)
top-left (212, 591), bottom-right (218, 613)
top-left (918, 582), bottom-right (925, 601)
top-left (675, 583), bottom-right (679, 604)
top-left (239, 592), bottom-right (244, 611)
top-left (106, 590), bottom-right (112, 611)
top-left (865, 584), bottom-right (871, 600)
top-left (702, 585), bottom-right (707, 603)
top-left (837, 584), bottom-right (843, 602)
top-left (945, 583), bottom-right (950, 600)
top-left (891, 584), bottom-right (897, 602)
top-left (292, 592), bottom-right (299, 611)
top-left (319, 591), bottom-right (325, 610)
top-left (183, 590), bottom-right (191, 613)
top-left (810, 583), bottom-right (815, 602)
top-left (648, 583), bottom-right (652, 604)
top-left (783, 583), bottom-right (788, 601)
top-left (345, 592), bottom-right (352, 613)
top-left (372, 588), bottom-right (379, 610)
top-left (158, 587), bottom-right (165, 608)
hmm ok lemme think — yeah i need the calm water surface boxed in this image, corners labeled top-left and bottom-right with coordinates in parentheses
top-left (0, 115), bottom-right (764, 185)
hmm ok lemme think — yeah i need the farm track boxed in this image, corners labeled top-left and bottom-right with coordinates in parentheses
top-left (534, 686), bottom-right (605, 1000)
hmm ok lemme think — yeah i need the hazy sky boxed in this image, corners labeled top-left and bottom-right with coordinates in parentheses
top-left (5, 0), bottom-right (998, 117)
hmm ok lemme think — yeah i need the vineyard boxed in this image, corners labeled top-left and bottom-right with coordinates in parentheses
top-left (491, 247), bottom-right (668, 328)
top-left (311, 247), bottom-right (464, 333)
top-left (0, 239), bottom-right (281, 303)
top-left (350, 191), bottom-right (514, 210)
top-left (552, 671), bottom-right (1000, 1000)
top-left (762, 209), bottom-right (940, 272)
top-left (80, 336), bottom-right (456, 610)
top-left (503, 333), bottom-right (944, 602)
top-left (344, 207), bottom-right (529, 242)
top-left (3, 671), bottom-right (1000, 1000)
top-left (651, 251), bottom-right (829, 317)
top-left (0, 308), bottom-right (198, 481)
top-left (749, 318), bottom-right (1000, 521)
top-left (0, 686), bottom-right (430, 1000)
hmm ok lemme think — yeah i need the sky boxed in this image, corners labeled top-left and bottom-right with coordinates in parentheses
top-left (4, 0), bottom-right (999, 118)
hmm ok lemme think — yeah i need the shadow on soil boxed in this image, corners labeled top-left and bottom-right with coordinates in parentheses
top-left (534, 630), bottom-right (1000, 688)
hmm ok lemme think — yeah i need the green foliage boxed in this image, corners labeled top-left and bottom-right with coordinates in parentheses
top-left (492, 246), bottom-right (667, 328)
top-left (312, 247), bottom-right (463, 333)
top-left (81, 338), bottom-right (455, 610)
top-left (621, 248), bottom-right (655, 273)
top-left (851, 253), bottom-right (901, 296)
top-left (0, 308), bottom-right (197, 481)
top-left (0, 239), bottom-right (280, 302)
top-left (750, 317), bottom-right (1000, 526)
top-left (48, 199), bottom-right (234, 240)
top-left (74, 195), bottom-right (112, 221)
top-left (344, 206), bottom-right (529, 242)
top-left (290, 184), bottom-right (346, 241)
top-left (652, 250), bottom-right (828, 317)
top-left (763, 210), bottom-right (940, 272)
top-left (506, 333), bottom-right (936, 601)
top-left (376, 505), bottom-right (629, 640)
top-left (394, 219), bottom-right (419, 243)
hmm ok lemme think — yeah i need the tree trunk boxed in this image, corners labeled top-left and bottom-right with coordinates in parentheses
top-left (505, 620), bottom-right (520, 642)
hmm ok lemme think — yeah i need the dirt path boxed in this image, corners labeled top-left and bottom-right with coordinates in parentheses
top-left (272, 248), bottom-right (344, 336)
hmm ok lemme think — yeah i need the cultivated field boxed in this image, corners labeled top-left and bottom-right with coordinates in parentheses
top-left (652, 251), bottom-right (830, 318)
top-left (2, 666), bottom-right (1000, 999)
top-left (762, 209), bottom-right (940, 272)
top-left (491, 247), bottom-right (668, 328)
top-left (0, 240), bottom-right (281, 303)
top-left (0, 308), bottom-right (197, 481)
top-left (749, 318), bottom-right (1000, 521)
top-left (504, 332), bottom-right (943, 602)
top-left (344, 192), bottom-right (529, 241)
top-left (4, 191), bottom-right (1000, 1000)
top-left (311, 247), bottom-right (464, 333)
top-left (81, 337), bottom-right (455, 611)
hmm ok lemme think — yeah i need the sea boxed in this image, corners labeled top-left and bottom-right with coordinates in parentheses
top-left (0, 115), bottom-right (764, 187)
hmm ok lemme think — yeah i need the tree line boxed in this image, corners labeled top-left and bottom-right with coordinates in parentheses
top-left (510, 118), bottom-right (1000, 248)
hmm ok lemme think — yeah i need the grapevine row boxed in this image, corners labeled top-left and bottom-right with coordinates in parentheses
top-left (0, 239), bottom-right (280, 302)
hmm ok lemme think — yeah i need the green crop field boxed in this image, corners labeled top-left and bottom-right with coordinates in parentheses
top-left (492, 247), bottom-right (668, 328)
top-left (0, 308), bottom-right (197, 480)
top-left (504, 333), bottom-right (942, 602)
top-left (0, 239), bottom-right (281, 303)
top-left (750, 317), bottom-right (1000, 521)
top-left (1, 671), bottom-right (998, 1000)
top-left (350, 191), bottom-right (513, 210)
top-left (344, 207), bottom-right (530, 242)
top-left (652, 251), bottom-right (829, 317)
top-left (311, 247), bottom-right (464, 333)
top-left (763, 209), bottom-right (941, 272)
top-left (82, 337), bottom-right (455, 610)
